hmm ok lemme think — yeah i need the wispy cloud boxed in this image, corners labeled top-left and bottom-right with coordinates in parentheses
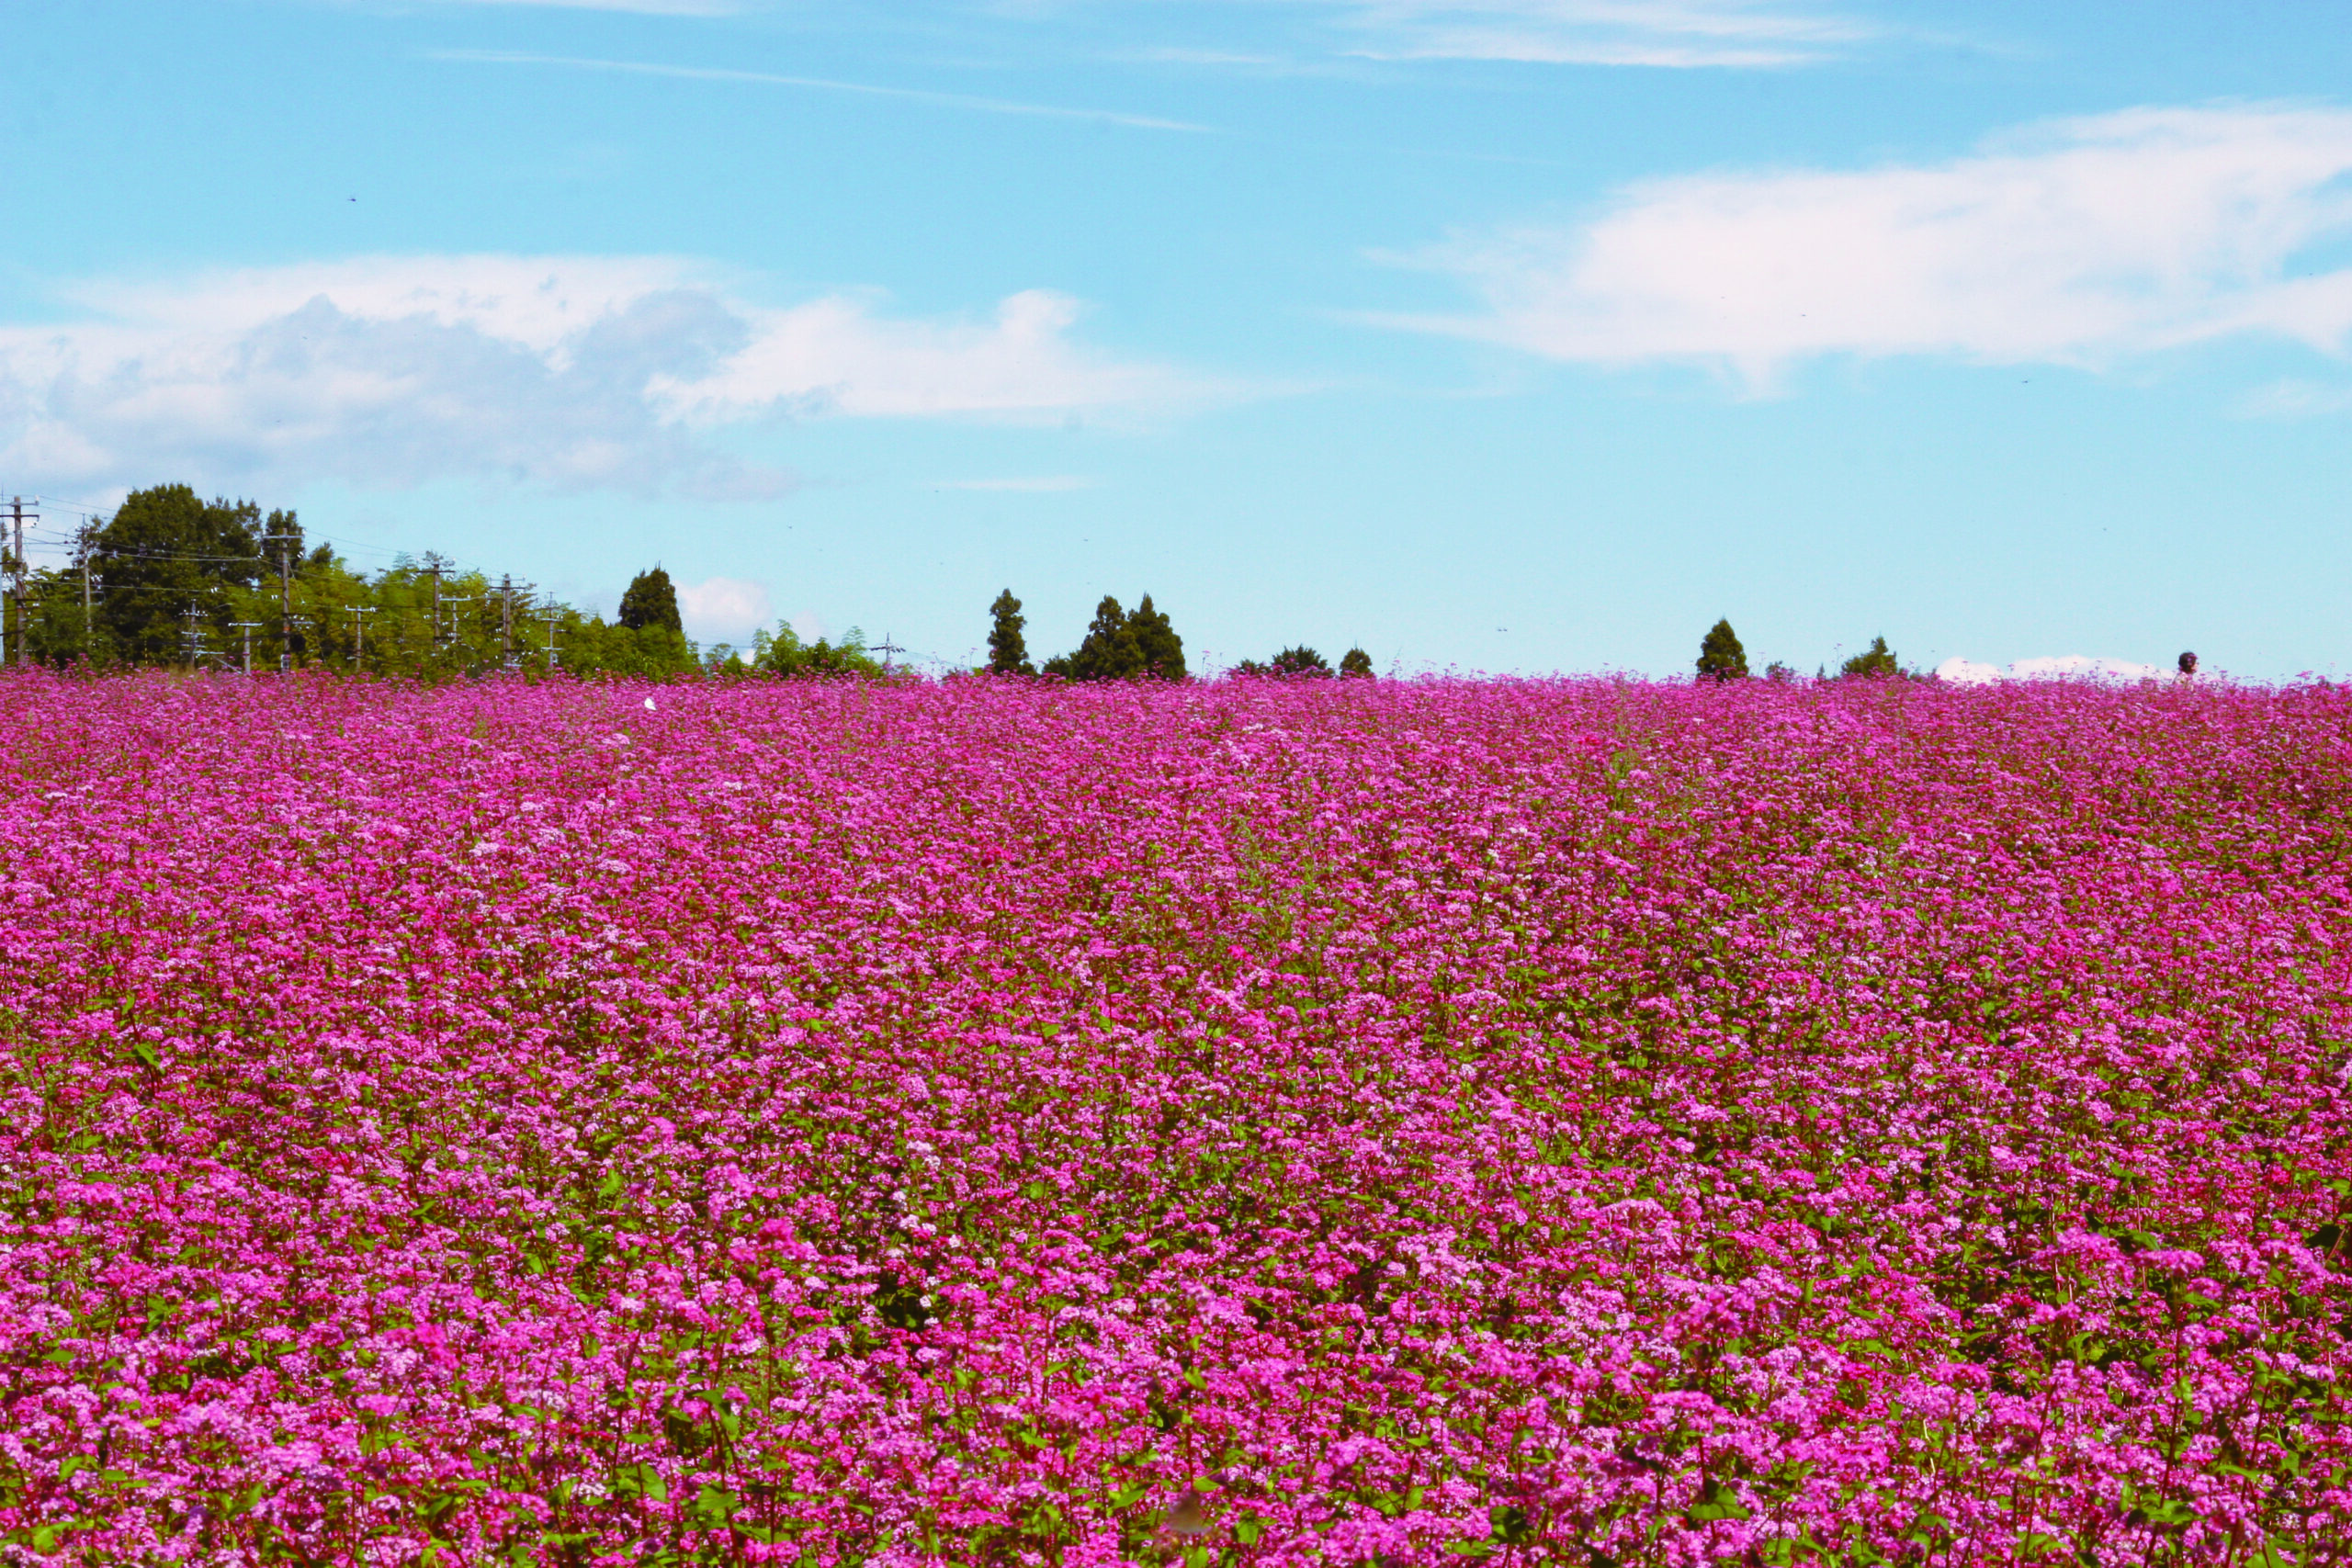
top-left (429, 50), bottom-right (1216, 133)
top-left (2238, 378), bottom-right (2352, 418)
top-left (1385, 106), bottom-right (2352, 388)
top-left (936, 475), bottom-right (1095, 491)
top-left (1332, 0), bottom-right (1871, 68)
top-left (0, 255), bottom-right (1217, 498)
top-left (422, 0), bottom-right (744, 14)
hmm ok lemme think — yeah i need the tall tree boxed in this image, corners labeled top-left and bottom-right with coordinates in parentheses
top-left (617, 567), bottom-right (683, 634)
top-left (986, 589), bottom-right (1033, 674)
top-left (1696, 618), bottom-right (1748, 682)
top-left (1339, 647), bottom-right (1374, 678)
top-left (1839, 636), bottom-right (1901, 679)
top-left (1126, 594), bottom-right (1185, 680)
top-left (91, 485), bottom-right (268, 665)
top-left (1047, 594), bottom-right (1186, 681)
top-left (1060, 595), bottom-right (1146, 680)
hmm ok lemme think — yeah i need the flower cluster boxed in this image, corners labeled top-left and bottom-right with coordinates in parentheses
top-left (3, 671), bottom-right (2350, 1564)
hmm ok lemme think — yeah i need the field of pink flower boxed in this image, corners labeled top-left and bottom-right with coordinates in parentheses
top-left (4, 672), bottom-right (2352, 1565)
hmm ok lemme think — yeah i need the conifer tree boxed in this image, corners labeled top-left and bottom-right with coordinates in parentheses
top-left (1127, 594), bottom-right (1185, 680)
top-left (986, 589), bottom-right (1034, 674)
top-left (617, 567), bottom-right (682, 634)
top-left (1053, 593), bottom-right (1185, 681)
top-left (1340, 648), bottom-right (1374, 678)
top-left (1061, 596), bottom-right (1143, 680)
top-left (1696, 618), bottom-right (1748, 682)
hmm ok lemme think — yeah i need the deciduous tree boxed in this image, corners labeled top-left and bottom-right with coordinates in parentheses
top-left (1840, 636), bottom-right (1901, 679)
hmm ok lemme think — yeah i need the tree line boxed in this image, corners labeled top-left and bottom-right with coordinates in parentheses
top-left (15, 487), bottom-right (1941, 688)
top-left (1697, 619), bottom-right (1913, 682)
top-left (1, 485), bottom-right (888, 680)
top-left (983, 590), bottom-right (1371, 681)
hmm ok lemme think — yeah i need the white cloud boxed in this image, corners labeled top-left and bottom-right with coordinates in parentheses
top-left (1394, 106), bottom-right (2352, 388)
top-left (1334, 0), bottom-right (1870, 67)
top-left (654, 289), bottom-right (1202, 422)
top-left (936, 475), bottom-right (1095, 491)
top-left (674, 576), bottom-right (774, 640)
top-left (0, 255), bottom-right (1208, 497)
top-left (1936, 655), bottom-right (2171, 686)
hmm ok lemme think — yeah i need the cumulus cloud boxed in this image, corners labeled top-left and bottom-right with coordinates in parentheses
top-left (0, 255), bottom-right (1209, 498)
top-left (1394, 106), bottom-right (2352, 388)
top-left (1936, 655), bottom-right (2170, 686)
top-left (1334, 0), bottom-right (1870, 68)
top-left (674, 576), bottom-right (774, 641)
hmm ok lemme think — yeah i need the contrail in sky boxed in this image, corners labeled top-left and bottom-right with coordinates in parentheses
top-left (428, 50), bottom-right (1218, 134)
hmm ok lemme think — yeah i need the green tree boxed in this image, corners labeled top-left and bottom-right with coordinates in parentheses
top-left (1839, 636), bottom-right (1901, 679)
top-left (987, 589), bottom-right (1033, 674)
top-left (1339, 647), bottom-right (1374, 679)
top-left (1052, 596), bottom-right (1144, 680)
top-left (1696, 618), bottom-right (1748, 682)
top-left (617, 567), bottom-right (683, 634)
top-left (1046, 593), bottom-right (1184, 681)
top-left (752, 621), bottom-right (885, 679)
top-left (1238, 645), bottom-right (1329, 677)
top-left (87, 485), bottom-right (273, 665)
top-left (1127, 594), bottom-right (1185, 679)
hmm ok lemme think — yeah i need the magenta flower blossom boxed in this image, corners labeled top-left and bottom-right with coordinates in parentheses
top-left (2, 670), bottom-right (2349, 1564)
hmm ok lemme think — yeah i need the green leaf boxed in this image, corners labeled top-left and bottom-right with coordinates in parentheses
top-left (610, 1463), bottom-right (669, 1503)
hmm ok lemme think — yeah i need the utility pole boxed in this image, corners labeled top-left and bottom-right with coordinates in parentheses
top-left (426, 563), bottom-right (443, 646)
top-left (348, 604), bottom-right (378, 668)
top-left (267, 524), bottom-right (297, 673)
top-left (874, 632), bottom-right (906, 675)
top-left (230, 621), bottom-right (262, 675)
top-left (439, 594), bottom-right (479, 660)
top-left (80, 534), bottom-right (95, 663)
top-left (540, 610), bottom-right (562, 672)
top-left (6, 497), bottom-right (35, 666)
top-left (495, 577), bottom-right (535, 670)
top-left (181, 603), bottom-right (205, 668)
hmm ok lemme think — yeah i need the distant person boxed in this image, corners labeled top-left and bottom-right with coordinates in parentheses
top-left (2177, 651), bottom-right (2198, 678)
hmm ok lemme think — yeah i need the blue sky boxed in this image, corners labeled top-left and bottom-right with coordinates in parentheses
top-left (6, 2), bottom-right (2351, 676)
